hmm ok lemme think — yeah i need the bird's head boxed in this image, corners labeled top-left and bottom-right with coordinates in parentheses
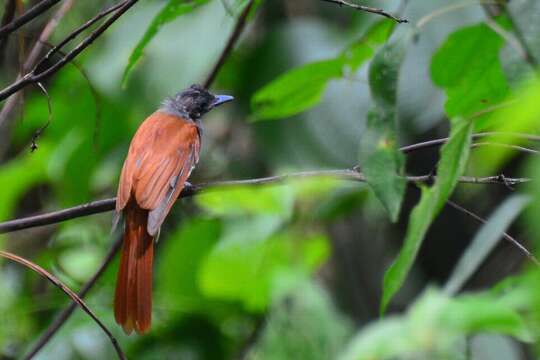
top-left (161, 84), bottom-right (234, 121)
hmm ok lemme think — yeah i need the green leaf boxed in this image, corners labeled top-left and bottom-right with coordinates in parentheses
top-left (122, 0), bottom-right (212, 86)
top-left (444, 195), bottom-right (530, 296)
top-left (431, 22), bottom-right (509, 118)
top-left (381, 118), bottom-right (473, 314)
top-left (359, 35), bottom-right (408, 222)
top-left (251, 20), bottom-right (395, 120)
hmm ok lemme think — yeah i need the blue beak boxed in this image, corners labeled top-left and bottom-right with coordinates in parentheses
top-left (212, 94), bottom-right (234, 107)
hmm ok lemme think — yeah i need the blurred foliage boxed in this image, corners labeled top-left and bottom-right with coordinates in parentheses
top-left (2, 1), bottom-right (540, 360)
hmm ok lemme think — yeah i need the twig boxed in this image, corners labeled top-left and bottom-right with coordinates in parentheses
top-left (482, 1), bottom-right (538, 67)
top-left (203, 0), bottom-right (256, 88)
top-left (22, 235), bottom-right (124, 360)
top-left (471, 142), bottom-right (539, 155)
top-left (400, 132), bottom-right (540, 153)
top-left (30, 82), bottom-right (52, 152)
top-left (446, 200), bottom-right (540, 266)
top-left (319, 0), bottom-right (408, 23)
top-left (0, 0), bottom-right (62, 40)
top-left (0, 0), bottom-right (138, 103)
top-left (0, 0), bottom-right (74, 153)
top-left (0, 171), bottom-right (531, 234)
top-left (0, 249), bottom-right (126, 360)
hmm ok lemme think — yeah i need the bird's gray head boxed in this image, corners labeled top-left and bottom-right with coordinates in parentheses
top-left (161, 84), bottom-right (234, 121)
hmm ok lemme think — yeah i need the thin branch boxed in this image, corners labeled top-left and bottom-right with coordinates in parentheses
top-left (22, 234), bottom-right (123, 360)
top-left (482, 1), bottom-right (538, 68)
top-left (203, 0), bottom-right (256, 88)
top-left (0, 0), bottom-right (74, 153)
top-left (0, 0), bottom-right (62, 40)
top-left (0, 171), bottom-right (531, 234)
top-left (30, 82), bottom-right (52, 152)
top-left (400, 132), bottom-right (540, 154)
top-left (0, 0), bottom-right (138, 103)
top-left (471, 142), bottom-right (539, 155)
top-left (319, 0), bottom-right (408, 23)
top-left (0, 249), bottom-right (126, 360)
top-left (446, 200), bottom-right (540, 266)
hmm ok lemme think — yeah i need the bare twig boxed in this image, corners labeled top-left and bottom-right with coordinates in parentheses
top-left (0, 0), bottom-right (62, 40)
top-left (0, 0), bottom-right (74, 153)
top-left (30, 82), bottom-right (52, 152)
top-left (319, 0), bottom-right (408, 23)
top-left (446, 200), bottom-right (540, 266)
top-left (22, 234), bottom-right (123, 359)
top-left (0, 0), bottom-right (138, 103)
top-left (482, 1), bottom-right (538, 67)
top-left (0, 249), bottom-right (126, 360)
top-left (400, 132), bottom-right (540, 154)
top-left (0, 171), bottom-right (530, 234)
top-left (203, 0), bottom-right (256, 88)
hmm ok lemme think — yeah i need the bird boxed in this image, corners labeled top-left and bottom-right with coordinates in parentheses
top-left (113, 84), bottom-right (234, 335)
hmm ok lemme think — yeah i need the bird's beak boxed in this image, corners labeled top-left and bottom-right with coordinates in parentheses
top-left (212, 94), bottom-right (234, 107)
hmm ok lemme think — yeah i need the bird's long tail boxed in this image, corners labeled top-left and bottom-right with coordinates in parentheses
top-left (114, 199), bottom-right (154, 335)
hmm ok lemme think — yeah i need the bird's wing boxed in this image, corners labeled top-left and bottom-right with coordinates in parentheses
top-left (116, 112), bottom-right (200, 235)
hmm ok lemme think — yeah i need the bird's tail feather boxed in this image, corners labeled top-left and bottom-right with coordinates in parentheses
top-left (114, 199), bottom-right (154, 335)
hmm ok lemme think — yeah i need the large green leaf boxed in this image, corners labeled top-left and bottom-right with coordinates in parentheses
top-left (340, 289), bottom-right (530, 360)
top-left (122, 0), bottom-right (212, 86)
top-left (359, 35), bottom-right (408, 222)
top-left (431, 22), bottom-right (509, 118)
top-left (444, 195), bottom-right (531, 296)
top-left (251, 20), bottom-right (395, 120)
top-left (381, 118), bottom-right (473, 314)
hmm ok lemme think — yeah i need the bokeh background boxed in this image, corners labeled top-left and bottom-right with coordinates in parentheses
top-left (2, 0), bottom-right (540, 359)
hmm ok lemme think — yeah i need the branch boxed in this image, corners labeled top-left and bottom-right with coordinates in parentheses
top-left (203, 0), bottom-right (256, 88)
top-left (0, 0), bottom-right (138, 103)
top-left (0, 248), bottom-right (126, 360)
top-left (0, 0), bottom-right (62, 40)
top-left (0, 0), bottom-right (74, 149)
top-left (482, 2), bottom-right (538, 68)
top-left (400, 132), bottom-right (540, 153)
top-left (22, 235), bottom-right (123, 359)
top-left (319, 0), bottom-right (408, 23)
top-left (0, 171), bottom-right (531, 234)
top-left (446, 200), bottom-right (540, 267)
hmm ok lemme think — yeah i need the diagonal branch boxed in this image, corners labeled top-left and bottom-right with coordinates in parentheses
top-left (1, 248), bottom-right (126, 360)
top-left (0, 0), bottom-right (62, 40)
top-left (22, 235), bottom-right (123, 360)
top-left (0, 0), bottom-right (74, 154)
top-left (0, 0), bottom-right (139, 104)
top-left (319, 0), bottom-right (408, 23)
top-left (446, 200), bottom-right (540, 266)
top-left (0, 171), bottom-right (531, 234)
top-left (204, 0), bottom-right (256, 88)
